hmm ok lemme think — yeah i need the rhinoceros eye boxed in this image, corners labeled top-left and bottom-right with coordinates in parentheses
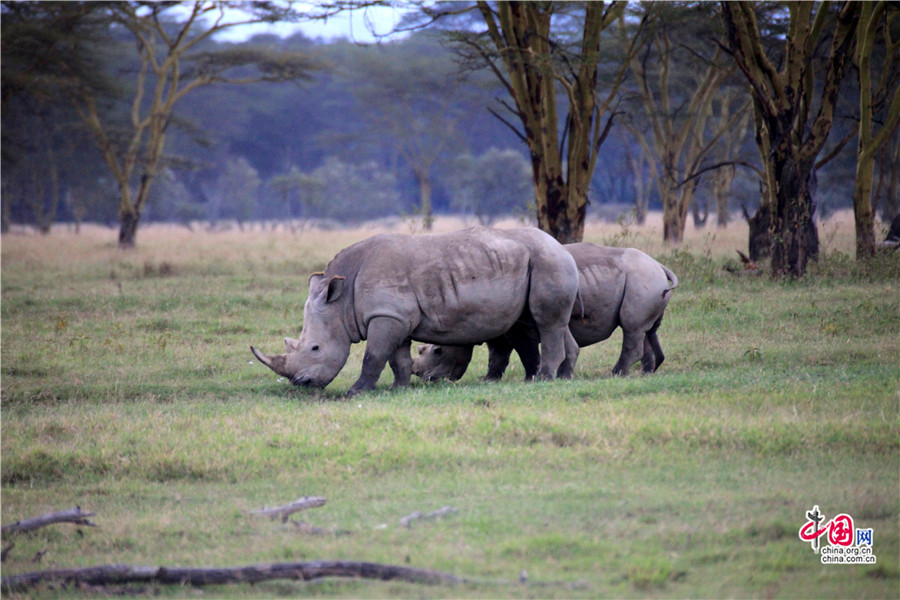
top-left (311, 345), bottom-right (320, 352)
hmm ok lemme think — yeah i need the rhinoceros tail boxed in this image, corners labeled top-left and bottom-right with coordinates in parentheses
top-left (660, 265), bottom-right (678, 298)
top-left (575, 290), bottom-right (586, 322)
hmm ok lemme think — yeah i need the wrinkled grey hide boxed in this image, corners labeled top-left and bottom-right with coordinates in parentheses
top-left (251, 227), bottom-right (579, 396)
top-left (412, 243), bottom-right (678, 381)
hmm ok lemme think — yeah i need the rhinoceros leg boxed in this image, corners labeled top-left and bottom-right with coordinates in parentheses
top-left (388, 339), bottom-right (413, 389)
top-left (534, 326), bottom-right (570, 380)
top-left (347, 316), bottom-right (410, 397)
top-left (556, 330), bottom-right (579, 379)
top-left (641, 335), bottom-right (657, 373)
top-left (487, 324), bottom-right (541, 381)
top-left (642, 318), bottom-right (665, 373)
top-left (612, 330), bottom-right (645, 376)
top-left (485, 336), bottom-right (513, 381)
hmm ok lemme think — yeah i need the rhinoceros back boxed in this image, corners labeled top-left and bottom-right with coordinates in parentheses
top-left (330, 228), bottom-right (574, 346)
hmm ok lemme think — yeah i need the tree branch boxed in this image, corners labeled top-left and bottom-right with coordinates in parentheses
top-left (678, 160), bottom-right (764, 186)
top-left (487, 105), bottom-right (527, 143)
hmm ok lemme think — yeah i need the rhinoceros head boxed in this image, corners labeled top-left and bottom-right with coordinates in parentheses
top-left (251, 273), bottom-right (351, 389)
top-left (411, 344), bottom-right (473, 382)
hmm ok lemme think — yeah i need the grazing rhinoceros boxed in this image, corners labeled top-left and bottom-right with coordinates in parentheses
top-left (251, 227), bottom-right (579, 396)
top-left (412, 243), bottom-right (678, 381)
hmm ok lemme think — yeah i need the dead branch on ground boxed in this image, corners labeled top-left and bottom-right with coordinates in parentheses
top-left (249, 496), bottom-right (326, 523)
top-left (1, 507), bottom-right (97, 535)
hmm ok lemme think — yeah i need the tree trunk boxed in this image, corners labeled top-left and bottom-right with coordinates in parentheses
top-left (770, 154), bottom-right (819, 276)
top-left (626, 145), bottom-right (648, 224)
top-left (854, 142), bottom-right (877, 258)
top-left (714, 164), bottom-right (735, 227)
top-left (536, 177), bottom-right (584, 244)
top-left (879, 139), bottom-right (900, 221)
top-left (118, 209), bottom-right (140, 249)
top-left (744, 202), bottom-right (772, 262)
top-left (415, 169), bottom-right (434, 231)
top-left (661, 183), bottom-right (686, 245)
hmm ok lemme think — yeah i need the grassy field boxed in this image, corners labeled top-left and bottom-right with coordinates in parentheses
top-left (1, 213), bottom-right (898, 598)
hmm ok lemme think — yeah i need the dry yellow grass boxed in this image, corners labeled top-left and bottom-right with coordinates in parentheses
top-left (0, 209), bottom-right (875, 274)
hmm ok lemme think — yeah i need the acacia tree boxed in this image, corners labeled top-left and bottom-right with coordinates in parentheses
top-left (348, 34), bottom-right (465, 230)
top-left (59, 1), bottom-right (319, 248)
top-left (622, 3), bottom-right (742, 244)
top-left (721, 1), bottom-right (860, 277)
top-left (708, 90), bottom-right (752, 228)
top-left (852, 1), bottom-right (900, 258)
top-left (421, 1), bottom-right (639, 243)
top-left (448, 147), bottom-right (532, 224)
top-left (1, 2), bottom-right (110, 233)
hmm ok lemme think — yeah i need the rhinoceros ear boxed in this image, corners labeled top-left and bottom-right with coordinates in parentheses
top-left (308, 273), bottom-right (345, 304)
top-left (308, 272), bottom-right (325, 288)
top-left (324, 276), bottom-right (345, 303)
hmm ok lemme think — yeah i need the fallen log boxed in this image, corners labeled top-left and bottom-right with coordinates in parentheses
top-left (1, 507), bottom-right (97, 535)
top-left (249, 497), bottom-right (327, 523)
top-left (1, 560), bottom-right (462, 591)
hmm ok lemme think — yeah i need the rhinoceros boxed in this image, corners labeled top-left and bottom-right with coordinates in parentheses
top-left (251, 227), bottom-right (579, 396)
top-left (412, 243), bottom-right (678, 381)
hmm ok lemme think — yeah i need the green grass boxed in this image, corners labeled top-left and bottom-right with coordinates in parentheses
top-left (1, 219), bottom-right (898, 598)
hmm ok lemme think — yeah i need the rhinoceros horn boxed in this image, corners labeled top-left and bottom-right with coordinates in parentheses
top-left (250, 346), bottom-right (294, 378)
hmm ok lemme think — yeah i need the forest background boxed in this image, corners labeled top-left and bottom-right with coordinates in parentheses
top-left (3, 1), bottom-right (897, 246)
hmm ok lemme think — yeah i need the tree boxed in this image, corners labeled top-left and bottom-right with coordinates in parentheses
top-left (1, 1), bottom-right (109, 233)
top-left (210, 158), bottom-right (260, 230)
top-left (53, 1), bottom-right (319, 248)
top-left (721, 1), bottom-right (860, 277)
top-left (300, 157), bottom-right (401, 223)
top-left (348, 33), bottom-right (466, 229)
top-left (708, 90), bottom-right (752, 228)
top-left (852, 1), bottom-right (900, 259)
top-left (448, 147), bottom-right (532, 224)
top-left (269, 165), bottom-right (305, 229)
top-left (423, 1), bottom-right (638, 243)
top-left (623, 3), bottom-right (742, 244)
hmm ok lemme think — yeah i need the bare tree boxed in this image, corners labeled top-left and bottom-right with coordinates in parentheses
top-left (622, 3), bottom-right (741, 244)
top-left (348, 35), bottom-right (465, 230)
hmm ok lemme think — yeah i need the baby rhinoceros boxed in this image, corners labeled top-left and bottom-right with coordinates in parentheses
top-left (412, 243), bottom-right (678, 382)
top-left (251, 227), bottom-right (579, 396)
